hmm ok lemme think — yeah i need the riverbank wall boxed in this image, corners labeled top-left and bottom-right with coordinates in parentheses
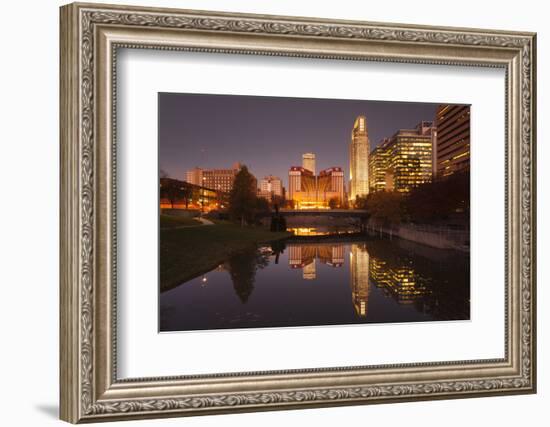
top-left (367, 223), bottom-right (469, 252)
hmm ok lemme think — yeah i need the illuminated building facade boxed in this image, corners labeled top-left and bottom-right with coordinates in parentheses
top-left (258, 175), bottom-right (284, 201)
top-left (185, 167), bottom-right (203, 186)
top-left (349, 116), bottom-right (370, 202)
top-left (202, 162), bottom-right (242, 193)
top-left (384, 121), bottom-right (435, 193)
top-left (288, 165), bottom-right (344, 209)
top-left (302, 152), bottom-right (316, 174)
top-left (350, 244), bottom-right (370, 317)
top-left (288, 166), bottom-right (316, 208)
top-left (318, 167), bottom-right (345, 206)
top-left (186, 162), bottom-right (244, 193)
top-left (159, 178), bottom-right (223, 211)
top-left (435, 105), bottom-right (470, 177)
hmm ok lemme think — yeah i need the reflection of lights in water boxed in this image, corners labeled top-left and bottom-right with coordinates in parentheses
top-left (201, 276), bottom-right (208, 287)
top-left (368, 257), bottom-right (431, 304)
top-left (288, 227), bottom-right (327, 236)
top-left (350, 244), bottom-right (369, 317)
top-left (302, 259), bottom-right (316, 280)
top-left (259, 247), bottom-right (273, 255)
top-left (287, 227), bottom-right (357, 236)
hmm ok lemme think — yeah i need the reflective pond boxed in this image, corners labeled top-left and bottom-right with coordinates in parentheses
top-left (160, 237), bottom-right (470, 332)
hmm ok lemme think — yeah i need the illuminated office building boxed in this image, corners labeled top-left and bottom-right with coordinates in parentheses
top-left (350, 244), bottom-right (370, 317)
top-left (435, 105), bottom-right (470, 177)
top-left (258, 175), bottom-right (284, 201)
top-left (288, 166), bottom-right (317, 208)
top-left (368, 138), bottom-right (391, 192)
top-left (318, 167), bottom-right (345, 206)
top-left (384, 121), bottom-right (435, 193)
top-left (185, 167), bottom-right (203, 186)
top-left (202, 162), bottom-right (242, 193)
top-left (186, 162), bottom-right (245, 193)
top-left (288, 165), bottom-right (344, 209)
top-left (349, 116), bottom-right (370, 202)
top-left (302, 152), bottom-right (316, 175)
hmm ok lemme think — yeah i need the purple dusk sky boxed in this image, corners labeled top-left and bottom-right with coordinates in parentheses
top-left (159, 93), bottom-right (441, 189)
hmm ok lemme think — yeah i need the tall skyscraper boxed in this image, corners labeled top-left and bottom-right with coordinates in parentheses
top-left (434, 105), bottom-right (470, 178)
top-left (302, 152), bottom-right (316, 175)
top-left (349, 116), bottom-right (370, 203)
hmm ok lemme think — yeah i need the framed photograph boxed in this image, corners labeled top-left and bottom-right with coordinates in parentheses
top-left (60, 2), bottom-right (537, 423)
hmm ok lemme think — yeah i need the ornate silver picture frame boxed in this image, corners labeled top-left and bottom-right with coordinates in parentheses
top-left (60, 2), bottom-right (536, 423)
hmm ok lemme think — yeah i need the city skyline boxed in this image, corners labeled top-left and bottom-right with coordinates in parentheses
top-left (159, 92), bottom-right (443, 190)
top-left (159, 92), bottom-right (471, 332)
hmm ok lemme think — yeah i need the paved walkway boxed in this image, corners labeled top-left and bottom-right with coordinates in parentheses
top-left (197, 217), bottom-right (214, 226)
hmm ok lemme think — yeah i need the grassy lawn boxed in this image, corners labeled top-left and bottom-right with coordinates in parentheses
top-left (160, 214), bottom-right (201, 228)
top-left (160, 223), bottom-right (290, 292)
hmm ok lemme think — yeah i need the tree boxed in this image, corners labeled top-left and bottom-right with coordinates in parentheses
top-left (160, 178), bottom-right (195, 210)
top-left (341, 197), bottom-right (350, 209)
top-left (228, 165), bottom-right (257, 226)
top-left (180, 185), bottom-right (193, 209)
top-left (271, 195), bottom-right (285, 210)
top-left (405, 171), bottom-right (469, 223)
top-left (255, 196), bottom-right (270, 218)
top-left (354, 195), bottom-right (368, 210)
top-left (160, 178), bottom-right (180, 209)
top-left (328, 196), bottom-right (339, 209)
top-left (364, 191), bottom-right (403, 225)
top-left (226, 246), bottom-right (270, 303)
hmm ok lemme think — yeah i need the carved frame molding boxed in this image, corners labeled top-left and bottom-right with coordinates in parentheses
top-left (60, 2), bottom-right (536, 423)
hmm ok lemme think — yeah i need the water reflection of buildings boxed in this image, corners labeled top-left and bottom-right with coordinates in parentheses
top-left (302, 259), bottom-right (316, 280)
top-left (350, 244), bottom-right (370, 317)
top-left (368, 256), bottom-right (431, 304)
top-left (349, 243), bottom-right (433, 317)
top-left (288, 244), bottom-right (344, 280)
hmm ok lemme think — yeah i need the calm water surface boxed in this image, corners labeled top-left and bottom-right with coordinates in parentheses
top-left (160, 237), bottom-right (470, 332)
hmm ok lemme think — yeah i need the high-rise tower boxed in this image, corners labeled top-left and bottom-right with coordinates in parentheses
top-left (302, 152), bottom-right (316, 175)
top-left (349, 116), bottom-right (370, 202)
